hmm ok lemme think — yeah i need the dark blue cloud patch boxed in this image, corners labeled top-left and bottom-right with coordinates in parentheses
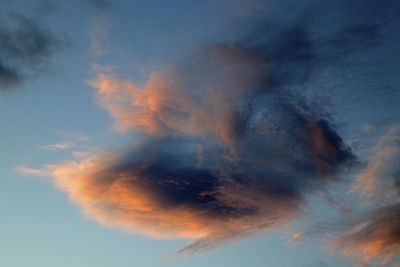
top-left (0, 12), bottom-right (66, 90)
top-left (82, 12), bottom-right (365, 252)
top-left (56, 0), bottom-right (400, 255)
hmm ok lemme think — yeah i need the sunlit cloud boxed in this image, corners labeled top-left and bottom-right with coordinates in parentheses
top-left (15, 166), bottom-right (48, 176)
top-left (41, 142), bottom-right (75, 151)
top-left (50, 26), bottom-right (359, 253)
top-left (40, 132), bottom-right (90, 151)
top-left (17, 0), bottom-right (400, 261)
top-left (330, 203), bottom-right (400, 266)
top-left (352, 124), bottom-right (400, 201)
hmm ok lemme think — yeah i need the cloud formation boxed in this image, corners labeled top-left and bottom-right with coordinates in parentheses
top-left (329, 125), bottom-right (400, 266)
top-left (0, 12), bottom-right (65, 90)
top-left (48, 16), bottom-right (365, 253)
top-left (330, 203), bottom-right (400, 266)
top-left (20, 0), bottom-right (400, 259)
top-left (353, 124), bottom-right (400, 201)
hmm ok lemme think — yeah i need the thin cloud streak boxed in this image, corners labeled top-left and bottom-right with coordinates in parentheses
top-left (352, 124), bottom-right (400, 201)
top-left (330, 125), bottom-right (400, 266)
top-left (330, 203), bottom-right (400, 266)
top-left (41, 142), bottom-right (75, 151)
top-left (295, 124), bottom-right (400, 266)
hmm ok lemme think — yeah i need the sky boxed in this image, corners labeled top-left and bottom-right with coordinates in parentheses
top-left (1, 0), bottom-right (400, 266)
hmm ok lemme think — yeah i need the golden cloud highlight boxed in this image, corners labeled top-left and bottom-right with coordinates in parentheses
top-left (29, 150), bottom-right (301, 245)
top-left (330, 203), bottom-right (400, 266)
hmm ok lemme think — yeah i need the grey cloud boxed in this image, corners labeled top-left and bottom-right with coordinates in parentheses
top-left (0, 12), bottom-right (66, 90)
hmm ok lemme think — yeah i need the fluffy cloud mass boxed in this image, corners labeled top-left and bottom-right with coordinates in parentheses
top-left (19, 0), bottom-right (400, 261)
top-left (46, 24), bottom-right (360, 253)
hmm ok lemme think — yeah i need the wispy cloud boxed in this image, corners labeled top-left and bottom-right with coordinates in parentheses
top-left (15, 166), bottom-right (48, 176)
top-left (40, 132), bottom-right (90, 151)
top-left (20, 0), bottom-right (400, 262)
top-left (352, 124), bottom-right (400, 201)
top-left (57, 15), bottom-right (364, 253)
top-left (330, 203), bottom-right (400, 266)
top-left (329, 124), bottom-right (400, 266)
top-left (41, 142), bottom-right (75, 151)
top-left (295, 124), bottom-right (400, 265)
top-left (89, 16), bottom-right (109, 57)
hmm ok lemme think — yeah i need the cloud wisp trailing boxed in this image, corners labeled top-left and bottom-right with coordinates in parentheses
top-left (330, 203), bottom-right (400, 266)
top-left (40, 131), bottom-right (90, 151)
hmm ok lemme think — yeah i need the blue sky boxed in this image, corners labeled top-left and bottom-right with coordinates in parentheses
top-left (1, 1), bottom-right (400, 266)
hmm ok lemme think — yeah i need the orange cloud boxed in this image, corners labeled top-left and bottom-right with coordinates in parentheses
top-left (34, 149), bottom-right (301, 247)
top-left (330, 203), bottom-right (400, 266)
top-left (352, 124), bottom-right (400, 201)
top-left (29, 40), bottom-right (355, 255)
top-left (89, 45), bottom-right (271, 151)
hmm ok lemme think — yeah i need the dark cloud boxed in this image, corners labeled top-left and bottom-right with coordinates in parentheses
top-left (60, 11), bottom-right (366, 253)
top-left (0, 12), bottom-right (66, 90)
top-left (25, 0), bottom-right (399, 258)
top-left (0, 63), bottom-right (21, 88)
top-left (295, 125), bottom-right (400, 266)
top-left (80, 0), bottom-right (112, 10)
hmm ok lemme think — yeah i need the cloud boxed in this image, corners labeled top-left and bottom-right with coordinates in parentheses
top-left (0, 12), bottom-right (66, 90)
top-left (330, 203), bottom-right (400, 266)
top-left (352, 124), bottom-right (400, 201)
top-left (290, 125), bottom-right (400, 266)
top-left (15, 166), bottom-right (48, 176)
top-left (40, 121), bottom-right (354, 252)
top-left (23, 0), bottom-right (400, 257)
top-left (0, 63), bottom-right (22, 89)
top-left (54, 18), bottom-right (361, 253)
top-left (295, 125), bottom-right (400, 265)
top-left (40, 132), bottom-right (90, 151)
